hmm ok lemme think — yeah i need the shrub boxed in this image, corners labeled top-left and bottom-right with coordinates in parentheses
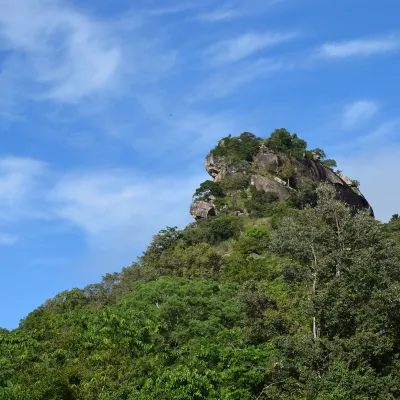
top-left (193, 180), bottom-right (224, 201)
top-left (210, 132), bottom-right (262, 162)
top-left (220, 174), bottom-right (251, 191)
top-left (245, 186), bottom-right (280, 218)
top-left (183, 216), bottom-right (244, 245)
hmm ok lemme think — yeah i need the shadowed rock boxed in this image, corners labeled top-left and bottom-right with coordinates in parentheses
top-left (190, 201), bottom-right (216, 220)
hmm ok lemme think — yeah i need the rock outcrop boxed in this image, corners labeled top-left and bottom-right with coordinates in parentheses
top-left (205, 154), bottom-right (227, 182)
top-left (251, 175), bottom-right (290, 201)
top-left (190, 201), bottom-right (216, 220)
top-left (193, 145), bottom-right (373, 219)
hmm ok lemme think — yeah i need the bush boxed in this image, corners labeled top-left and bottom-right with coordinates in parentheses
top-left (245, 186), bottom-right (280, 218)
top-left (265, 129), bottom-right (307, 158)
top-left (233, 227), bottom-right (270, 255)
top-left (220, 174), bottom-right (251, 191)
top-left (193, 180), bottom-right (224, 201)
top-left (210, 132), bottom-right (262, 162)
top-left (183, 216), bottom-right (244, 245)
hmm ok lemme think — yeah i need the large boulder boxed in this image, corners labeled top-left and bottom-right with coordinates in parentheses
top-left (190, 201), bottom-right (216, 220)
top-left (255, 144), bottom-right (290, 169)
top-left (251, 174), bottom-right (290, 201)
top-left (205, 154), bottom-right (227, 181)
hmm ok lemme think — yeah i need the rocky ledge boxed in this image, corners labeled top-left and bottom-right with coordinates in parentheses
top-left (190, 144), bottom-right (373, 219)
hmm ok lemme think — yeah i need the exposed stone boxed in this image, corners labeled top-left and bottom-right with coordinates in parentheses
top-left (205, 154), bottom-right (227, 181)
top-left (255, 145), bottom-right (289, 169)
top-left (251, 174), bottom-right (290, 201)
top-left (190, 201), bottom-right (216, 220)
top-left (274, 176), bottom-right (287, 186)
top-left (195, 145), bottom-right (373, 219)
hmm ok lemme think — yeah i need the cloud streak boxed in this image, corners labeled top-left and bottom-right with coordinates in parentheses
top-left (0, 0), bottom-right (122, 103)
top-left (319, 34), bottom-right (400, 58)
top-left (342, 100), bottom-right (379, 129)
top-left (0, 233), bottom-right (17, 246)
top-left (204, 31), bottom-right (298, 65)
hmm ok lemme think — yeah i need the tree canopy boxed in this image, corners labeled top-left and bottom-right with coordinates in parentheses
top-left (0, 130), bottom-right (392, 399)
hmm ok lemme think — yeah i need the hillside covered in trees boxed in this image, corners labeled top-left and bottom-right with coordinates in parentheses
top-left (2, 129), bottom-right (400, 400)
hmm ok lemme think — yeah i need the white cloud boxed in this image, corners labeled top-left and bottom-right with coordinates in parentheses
top-left (0, 157), bottom-right (47, 219)
top-left (0, 0), bottom-right (122, 103)
top-left (204, 31), bottom-right (297, 65)
top-left (190, 58), bottom-right (287, 100)
top-left (148, 3), bottom-right (201, 16)
top-left (195, 8), bottom-right (238, 22)
top-left (342, 100), bottom-right (379, 129)
top-left (319, 34), bottom-right (400, 58)
top-left (0, 233), bottom-right (17, 245)
top-left (49, 169), bottom-right (200, 235)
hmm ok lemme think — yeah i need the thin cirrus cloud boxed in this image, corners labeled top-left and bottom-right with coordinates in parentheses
top-left (0, 156), bottom-right (47, 217)
top-left (0, 233), bottom-right (17, 246)
top-left (0, 154), bottom-right (199, 239)
top-left (0, 0), bottom-right (121, 103)
top-left (195, 8), bottom-right (238, 22)
top-left (190, 58), bottom-right (287, 101)
top-left (342, 100), bottom-right (380, 129)
top-left (204, 31), bottom-right (298, 66)
top-left (319, 34), bottom-right (400, 58)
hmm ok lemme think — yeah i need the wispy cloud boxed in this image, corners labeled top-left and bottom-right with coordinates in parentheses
top-left (204, 31), bottom-right (298, 66)
top-left (49, 169), bottom-right (199, 235)
top-left (190, 58), bottom-right (288, 100)
top-left (0, 233), bottom-right (17, 246)
top-left (319, 34), bottom-right (400, 58)
top-left (0, 154), bottom-right (201, 252)
top-left (342, 100), bottom-right (379, 129)
top-left (0, 0), bottom-right (179, 110)
top-left (148, 3), bottom-right (201, 16)
top-left (0, 0), bottom-right (122, 103)
top-left (0, 157), bottom-right (47, 220)
top-left (195, 7), bottom-right (238, 22)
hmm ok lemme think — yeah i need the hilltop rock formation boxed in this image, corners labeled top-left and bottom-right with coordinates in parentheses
top-left (191, 143), bottom-right (373, 219)
top-left (190, 201), bottom-right (216, 220)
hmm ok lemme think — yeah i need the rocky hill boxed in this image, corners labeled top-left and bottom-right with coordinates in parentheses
top-left (191, 131), bottom-right (372, 219)
top-left (4, 129), bottom-right (400, 400)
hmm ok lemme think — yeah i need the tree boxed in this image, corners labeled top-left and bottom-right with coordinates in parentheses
top-left (276, 162), bottom-right (296, 186)
top-left (311, 148), bottom-right (337, 169)
top-left (321, 159), bottom-right (337, 168)
top-left (193, 180), bottom-right (224, 201)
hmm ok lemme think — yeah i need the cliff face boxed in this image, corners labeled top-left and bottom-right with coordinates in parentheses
top-left (190, 144), bottom-right (373, 219)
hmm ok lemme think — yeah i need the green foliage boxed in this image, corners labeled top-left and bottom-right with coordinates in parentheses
top-left (265, 129), bottom-right (307, 158)
top-left (321, 159), bottom-right (337, 168)
top-left (245, 186), bottom-right (280, 218)
top-left (0, 381), bottom-right (12, 400)
top-left (220, 173), bottom-right (251, 191)
top-left (276, 162), bottom-right (296, 186)
top-left (288, 185), bottom-right (318, 209)
top-left (232, 226), bottom-right (270, 255)
top-left (3, 122), bottom-right (400, 400)
top-left (311, 147), bottom-right (338, 169)
top-left (193, 180), bottom-right (224, 201)
top-left (210, 132), bottom-right (262, 161)
top-left (183, 216), bottom-right (244, 246)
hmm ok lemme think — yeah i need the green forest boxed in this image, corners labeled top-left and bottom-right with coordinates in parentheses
top-left (2, 130), bottom-right (400, 399)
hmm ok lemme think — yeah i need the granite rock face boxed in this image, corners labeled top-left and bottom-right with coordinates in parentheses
top-left (190, 201), bottom-right (216, 220)
top-left (205, 154), bottom-right (227, 181)
top-left (192, 145), bottom-right (373, 219)
top-left (251, 174), bottom-right (291, 201)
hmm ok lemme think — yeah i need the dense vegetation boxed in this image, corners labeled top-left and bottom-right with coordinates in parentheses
top-left (1, 131), bottom-right (398, 399)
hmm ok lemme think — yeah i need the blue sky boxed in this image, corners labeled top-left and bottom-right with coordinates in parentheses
top-left (1, 0), bottom-right (400, 329)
